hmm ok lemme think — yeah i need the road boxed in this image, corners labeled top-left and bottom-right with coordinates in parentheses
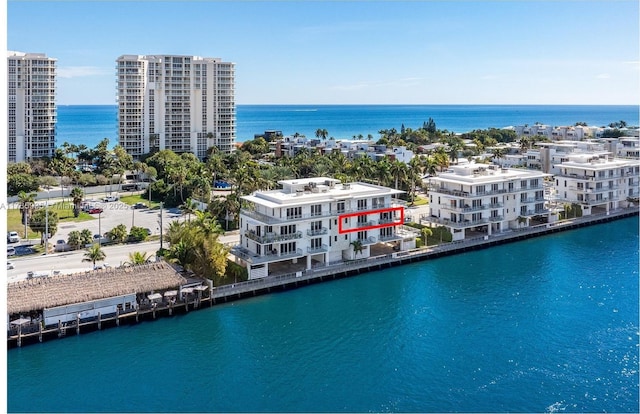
top-left (7, 231), bottom-right (241, 282)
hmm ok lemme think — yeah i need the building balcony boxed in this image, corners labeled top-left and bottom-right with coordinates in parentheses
top-left (244, 230), bottom-right (302, 244)
top-left (231, 246), bottom-right (304, 264)
top-left (306, 227), bottom-right (328, 236)
top-left (307, 244), bottom-right (329, 254)
top-left (520, 208), bottom-right (551, 216)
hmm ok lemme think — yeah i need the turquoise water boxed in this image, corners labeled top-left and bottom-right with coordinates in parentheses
top-left (8, 216), bottom-right (639, 413)
top-left (56, 104), bottom-right (640, 148)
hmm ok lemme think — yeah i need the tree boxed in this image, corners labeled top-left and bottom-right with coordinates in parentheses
top-left (80, 229), bottom-right (93, 247)
top-left (389, 160), bottom-right (408, 191)
top-left (181, 198), bottom-right (199, 222)
top-left (125, 251), bottom-right (152, 266)
top-left (67, 230), bottom-right (83, 250)
top-left (128, 226), bottom-right (149, 243)
top-left (82, 244), bottom-right (106, 268)
top-left (350, 240), bottom-right (364, 257)
top-left (29, 208), bottom-right (59, 245)
top-left (70, 187), bottom-right (84, 217)
top-left (107, 224), bottom-right (128, 244)
top-left (17, 191), bottom-right (37, 238)
top-left (8, 173), bottom-right (39, 196)
top-left (420, 227), bottom-right (433, 245)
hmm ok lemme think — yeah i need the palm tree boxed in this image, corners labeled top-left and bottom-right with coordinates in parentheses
top-left (125, 251), bottom-right (151, 266)
top-left (420, 227), bottom-right (433, 245)
top-left (17, 191), bottom-right (37, 238)
top-left (70, 187), bottom-right (84, 218)
top-left (82, 244), bottom-right (106, 268)
top-left (181, 197), bottom-right (199, 222)
top-left (350, 240), bottom-right (364, 257)
top-left (389, 160), bottom-right (408, 192)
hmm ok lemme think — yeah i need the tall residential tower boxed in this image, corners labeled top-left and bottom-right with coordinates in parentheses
top-left (116, 54), bottom-right (235, 160)
top-left (7, 51), bottom-right (57, 162)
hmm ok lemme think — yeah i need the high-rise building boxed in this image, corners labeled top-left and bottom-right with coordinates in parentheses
top-left (116, 54), bottom-right (235, 160)
top-left (7, 51), bottom-right (57, 162)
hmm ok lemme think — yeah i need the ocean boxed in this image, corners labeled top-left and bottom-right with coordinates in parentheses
top-left (55, 104), bottom-right (640, 149)
top-left (7, 216), bottom-right (639, 413)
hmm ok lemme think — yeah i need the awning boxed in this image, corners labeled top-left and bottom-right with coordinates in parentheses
top-left (181, 287), bottom-right (194, 294)
top-left (163, 290), bottom-right (178, 297)
top-left (147, 293), bottom-right (162, 301)
top-left (10, 318), bottom-right (31, 326)
top-left (193, 285), bottom-right (209, 291)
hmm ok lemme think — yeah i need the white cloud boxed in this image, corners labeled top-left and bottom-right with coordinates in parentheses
top-left (57, 66), bottom-right (111, 79)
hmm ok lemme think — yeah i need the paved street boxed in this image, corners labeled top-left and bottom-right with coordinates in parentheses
top-left (7, 231), bottom-right (241, 282)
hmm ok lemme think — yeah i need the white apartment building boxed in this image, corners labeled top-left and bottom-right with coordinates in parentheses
top-left (554, 154), bottom-right (640, 215)
top-left (425, 164), bottom-right (553, 241)
top-left (116, 54), bottom-right (235, 160)
top-left (7, 51), bottom-right (57, 162)
top-left (232, 177), bottom-right (418, 279)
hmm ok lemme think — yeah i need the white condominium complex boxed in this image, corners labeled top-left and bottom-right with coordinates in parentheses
top-left (554, 154), bottom-right (640, 216)
top-left (425, 164), bottom-right (553, 241)
top-left (116, 54), bottom-right (235, 159)
top-left (232, 177), bottom-right (418, 279)
top-left (7, 51), bottom-right (57, 162)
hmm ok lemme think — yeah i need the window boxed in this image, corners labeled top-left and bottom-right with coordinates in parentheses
top-left (286, 207), bottom-right (301, 219)
top-left (311, 238), bottom-right (322, 249)
top-left (357, 199), bottom-right (368, 210)
top-left (281, 242), bottom-right (297, 254)
top-left (336, 201), bottom-right (345, 213)
top-left (357, 231), bottom-right (367, 241)
top-left (311, 221), bottom-right (322, 231)
top-left (280, 225), bottom-right (296, 235)
top-left (521, 180), bottom-right (527, 189)
top-left (311, 204), bottom-right (322, 217)
top-left (357, 214), bottom-right (368, 224)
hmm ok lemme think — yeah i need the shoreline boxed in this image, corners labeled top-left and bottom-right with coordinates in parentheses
top-left (8, 207), bottom-right (638, 349)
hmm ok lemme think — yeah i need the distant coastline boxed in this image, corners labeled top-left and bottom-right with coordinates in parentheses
top-left (55, 104), bottom-right (640, 149)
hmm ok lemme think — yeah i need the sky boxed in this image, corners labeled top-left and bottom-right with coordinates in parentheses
top-left (6, 0), bottom-right (640, 105)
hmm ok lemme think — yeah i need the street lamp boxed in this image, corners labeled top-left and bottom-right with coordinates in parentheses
top-left (44, 197), bottom-right (48, 256)
top-left (159, 202), bottom-right (163, 251)
top-left (98, 211), bottom-right (102, 246)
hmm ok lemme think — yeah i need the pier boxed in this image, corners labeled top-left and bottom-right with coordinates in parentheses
top-left (8, 207), bottom-right (637, 348)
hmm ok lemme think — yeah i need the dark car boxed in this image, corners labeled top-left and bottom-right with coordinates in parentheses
top-left (133, 202), bottom-right (147, 209)
top-left (14, 246), bottom-right (35, 256)
top-left (88, 207), bottom-right (104, 214)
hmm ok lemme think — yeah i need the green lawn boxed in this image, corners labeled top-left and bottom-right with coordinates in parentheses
top-left (408, 196), bottom-right (429, 206)
top-left (7, 203), bottom-right (95, 238)
top-left (119, 194), bottom-right (162, 209)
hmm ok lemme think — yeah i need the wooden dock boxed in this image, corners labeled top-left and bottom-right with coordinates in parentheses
top-left (8, 208), bottom-right (637, 348)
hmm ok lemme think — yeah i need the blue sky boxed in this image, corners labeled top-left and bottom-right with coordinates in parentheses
top-left (7, 0), bottom-right (639, 105)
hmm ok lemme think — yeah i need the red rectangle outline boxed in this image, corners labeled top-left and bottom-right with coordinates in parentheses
top-left (338, 206), bottom-right (404, 234)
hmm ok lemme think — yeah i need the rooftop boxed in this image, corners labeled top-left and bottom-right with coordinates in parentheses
top-left (242, 178), bottom-right (403, 208)
top-left (7, 262), bottom-right (188, 315)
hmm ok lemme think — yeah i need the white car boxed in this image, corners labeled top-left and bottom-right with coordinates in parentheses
top-left (7, 262), bottom-right (14, 270)
top-left (7, 231), bottom-right (20, 243)
top-left (103, 194), bottom-right (119, 202)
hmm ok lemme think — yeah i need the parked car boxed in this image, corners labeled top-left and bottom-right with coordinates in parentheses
top-left (7, 247), bottom-right (16, 256)
top-left (7, 261), bottom-right (14, 270)
top-left (88, 207), bottom-right (104, 214)
top-left (54, 240), bottom-right (70, 252)
top-left (133, 202), bottom-right (147, 209)
top-left (94, 263), bottom-right (111, 270)
top-left (103, 194), bottom-right (119, 202)
top-left (7, 231), bottom-right (20, 243)
top-left (14, 246), bottom-right (35, 256)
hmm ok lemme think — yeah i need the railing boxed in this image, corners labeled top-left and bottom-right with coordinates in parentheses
top-left (307, 244), bottom-right (329, 254)
top-left (242, 203), bottom-right (405, 224)
top-left (306, 228), bottom-right (328, 236)
top-left (244, 230), bottom-right (302, 244)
